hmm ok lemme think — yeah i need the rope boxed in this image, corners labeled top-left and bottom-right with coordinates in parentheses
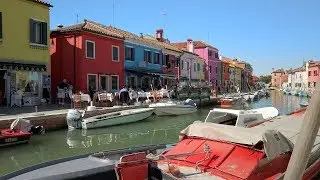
top-left (195, 143), bottom-right (211, 171)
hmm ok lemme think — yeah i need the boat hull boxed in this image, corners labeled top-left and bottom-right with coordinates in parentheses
top-left (82, 108), bottom-right (154, 129)
top-left (153, 106), bottom-right (197, 116)
top-left (0, 129), bottom-right (31, 147)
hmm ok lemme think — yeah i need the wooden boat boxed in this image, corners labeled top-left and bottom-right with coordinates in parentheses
top-left (149, 100), bottom-right (197, 116)
top-left (81, 108), bottom-right (154, 129)
top-left (219, 98), bottom-right (233, 107)
top-left (3, 111), bottom-right (319, 179)
top-left (0, 118), bottom-right (45, 148)
top-left (204, 107), bottom-right (279, 127)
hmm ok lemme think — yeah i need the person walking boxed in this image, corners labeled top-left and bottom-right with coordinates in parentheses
top-left (57, 79), bottom-right (69, 106)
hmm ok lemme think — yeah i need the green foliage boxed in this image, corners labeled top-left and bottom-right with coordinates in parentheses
top-left (259, 75), bottom-right (271, 84)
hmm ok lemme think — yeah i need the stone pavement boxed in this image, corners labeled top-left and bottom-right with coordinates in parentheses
top-left (0, 104), bottom-right (70, 116)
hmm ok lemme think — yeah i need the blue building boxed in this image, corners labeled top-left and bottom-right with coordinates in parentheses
top-left (107, 27), bottom-right (164, 90)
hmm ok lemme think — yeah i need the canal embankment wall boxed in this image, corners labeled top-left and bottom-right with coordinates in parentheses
top-left (0, 97), bottom-right (219, 130)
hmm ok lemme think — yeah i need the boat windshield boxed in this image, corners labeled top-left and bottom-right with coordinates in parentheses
top-left (205, 111), bottom-right (238, 125)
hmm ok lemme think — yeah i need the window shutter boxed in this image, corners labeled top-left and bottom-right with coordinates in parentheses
top-left (0, 12), bottom-right (2, 39)
top-left (42, 22), bottom-right (47, 45)
top-left (30, 19), bottom-right (35, 43)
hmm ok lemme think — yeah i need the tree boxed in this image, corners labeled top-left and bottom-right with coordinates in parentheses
top-left (260, 75), bottom-right (271, 84)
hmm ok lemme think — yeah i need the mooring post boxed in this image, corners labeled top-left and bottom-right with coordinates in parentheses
top-left (284, 77), bottom-right (320, 179)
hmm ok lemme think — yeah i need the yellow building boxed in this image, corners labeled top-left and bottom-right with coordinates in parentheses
top-left (0, 0), bottom-right (52, 106)
top-left (234, 64), bottom-right (243, 91)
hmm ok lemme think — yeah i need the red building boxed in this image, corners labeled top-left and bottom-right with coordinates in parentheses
top-left (50, 20), bottom-right (125, 99)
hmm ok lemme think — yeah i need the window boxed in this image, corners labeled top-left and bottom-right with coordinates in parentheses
top-left (309, 71), bottom-right (311, 76)
top-left (154, 52), bottom-right (160, 64)
top-left (187, 62), bottom-right (190, 70)
top-left (111, 75), bottom-right (119, 90)
top-left (197, 63), bottom-right (200, 71)
top-left (314, 82), bottom-right (316, 87)
top-left (314, 70), bottom-right (318, 76)
top-left (99, 75), bottom-right (107, 91)
top-left (112, 46), bottom-right (119, 61)
top-left (30, 19), bottom-right (47, 45)
top-left (209, 66), bottom-right (212, 73)
top-left (181, 60), bottom-right (184, 69)
top-left (0, 12), bottom-right (2, 39)
top-left (194, 63), bottom-right (196, 72)
top-left (125, 46), bottom-right (134, 61)
top-left (144, 50), bottom-right (151, 63)
top-left (216, 66), bottom-right (218, 74)
top-left (86, 40), bottom-right (95, 59)
top-left (215, 52), bottom-right (219, 58)
top-left (87, 74), bottom-right (97, 91)
top-left (208, 50), bottom-right (212, 57)
top-left (175, 57), bottom-right (179, 67)
top-left (164, 55), bottom-right (170, 67)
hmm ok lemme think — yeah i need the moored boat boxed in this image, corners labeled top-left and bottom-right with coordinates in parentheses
top-left (81, 108), bottom-right (154, 129)
top-left (0, 118), bottom-right (45, 147)
top-left (219, 97), bottom-right (234, 108)
top-left (204, 107), bottom-right (279, 127)
top-left (149, 99), bottom-right (197, 116)
top-left (300, 102), bottom-right (309, 107)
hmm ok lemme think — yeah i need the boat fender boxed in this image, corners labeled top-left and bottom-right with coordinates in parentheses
top-left (66, 109), bottom-right (83, 129)
top-left (30, 126), bottom-right (45, 135)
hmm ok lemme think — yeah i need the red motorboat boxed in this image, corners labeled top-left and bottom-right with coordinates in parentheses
top-left (0, 129), bottom-right (31, 147)
top-left (219, 98), bottom-right (234, 108)
top-left (0, 118), bottom-right (45, 148)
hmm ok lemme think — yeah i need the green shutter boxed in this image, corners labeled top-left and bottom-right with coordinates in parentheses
top-left (42, 22), bottom-right (47, 45)
top-left (30, 19), bottom-right (35, 43)
top-left (0, 12), bottom-right (2, 39)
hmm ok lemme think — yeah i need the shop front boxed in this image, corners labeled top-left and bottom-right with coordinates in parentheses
top-left (0, 62), bottom-right (47, 107)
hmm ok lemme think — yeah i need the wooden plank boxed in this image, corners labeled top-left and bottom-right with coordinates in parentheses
top-left (284, 78), bottom-right (320, 180)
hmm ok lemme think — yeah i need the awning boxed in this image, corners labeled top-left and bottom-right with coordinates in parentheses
top-left (0, 62), bottom-right (46, 72)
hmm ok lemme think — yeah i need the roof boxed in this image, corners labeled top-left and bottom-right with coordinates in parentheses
top-left (28, 0), bottom-right (52, 7)
top-left (221, 56), bottom-right (243, 69)
top-left (292, 67), bottom-right (305, 73)
top-left (142, 34), bottom-right (182, 53)
top-left (172, 41), bottom-right (218, 50)
top-left (272, 68), bottom-right (286, 73)
top-left (51, 20), bottom-right (124, 39)
top-left (308, 61), bottom-right (320, 67)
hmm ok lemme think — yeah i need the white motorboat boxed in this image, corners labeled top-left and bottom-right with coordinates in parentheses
top-left (67, 108), bottom-right (154, 129)
top-left (149, 99), bottom-right (197, 116)
top-left (204, 107), bottom-right (279, 127)
top-left (300, 102), bottom-right (308, 107)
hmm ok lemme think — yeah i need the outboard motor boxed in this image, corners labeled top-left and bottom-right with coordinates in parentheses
top-left (30, 126), bottom-right (45, 135)
top-left (184, 98), bottom-right (197, 107)
top-left (66, 109), bottom-right (83, 129)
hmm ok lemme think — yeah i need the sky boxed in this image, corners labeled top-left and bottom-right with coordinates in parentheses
top-left (48, 0), bottom-right (320, 76)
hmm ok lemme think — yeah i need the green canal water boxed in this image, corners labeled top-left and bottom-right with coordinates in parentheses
top-left (0, 90), bottom-right (309, 175)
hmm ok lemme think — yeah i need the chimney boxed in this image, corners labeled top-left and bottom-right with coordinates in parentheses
top-left (187, 38), bottom-right (194, 53)
top-left (57, 24), bottom-right (63, 28)
top-left (140, 33), bottom-right (143, 38)
top-left (156, 29), bottom-right (163, 41)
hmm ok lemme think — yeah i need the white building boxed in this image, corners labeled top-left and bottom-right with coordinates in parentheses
top-left (291, 67), bottom-right (307, 91)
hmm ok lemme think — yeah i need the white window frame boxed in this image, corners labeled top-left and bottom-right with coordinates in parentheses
top-left (112, 45), bottom-right (120, 62)
top-left (87, 74), bottom-right (98, 91)
top-left (111, 75), bottom-right (119, 90)
top-left (86, 40), bottom-right (96, 59)
top-left (99, 75), bottom-right (108, 91)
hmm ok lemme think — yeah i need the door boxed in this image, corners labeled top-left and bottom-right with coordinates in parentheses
top-left (0, 70), bottom-right (6, 105)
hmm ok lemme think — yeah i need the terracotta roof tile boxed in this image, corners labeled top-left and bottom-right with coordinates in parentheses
top-left (172, 41), bottom-right (218, 50)
top-left (51, 20), bottom-right (124, 39)
top-left (272, 68), bottom-right (286, 73)
top-left (142, 35), bottom-right (182, 53)
top-left (29, 0), bottom-right (52, 7)
top-left (308, 61), bottom-right (320, 67)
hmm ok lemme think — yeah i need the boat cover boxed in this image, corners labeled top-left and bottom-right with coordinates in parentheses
top-left (180, 122), bottom-right (294, 160)
top-left (10, 118), bottom-right (32, 133)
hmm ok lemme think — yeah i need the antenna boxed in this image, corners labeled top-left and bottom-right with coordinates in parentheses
top-left (112, 0), bottom-right (115, 27)
top-left (76, 14), bottom-right (79, 23)
top-left (161, 10), bottom-right (167, 29)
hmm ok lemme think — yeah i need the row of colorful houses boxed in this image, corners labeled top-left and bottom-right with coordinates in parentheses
top-left (271, 60), bottom-right (320, 91)
top-left (0, 0), bottom-right (255, 106)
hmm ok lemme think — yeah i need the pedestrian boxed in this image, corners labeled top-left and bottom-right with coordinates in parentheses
top-left (57, 79), bottom-right (69, 105)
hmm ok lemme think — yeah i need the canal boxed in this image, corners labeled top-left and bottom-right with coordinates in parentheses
top-left (0, 90), bottom-right (309, 175)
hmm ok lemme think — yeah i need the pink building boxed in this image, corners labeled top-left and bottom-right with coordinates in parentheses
top-left (308, 62), bottom-right (320, 88)
top-left (271, 68), bottom-right (287, 88)
top-left (172, 41), bottom-right (220, 87)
